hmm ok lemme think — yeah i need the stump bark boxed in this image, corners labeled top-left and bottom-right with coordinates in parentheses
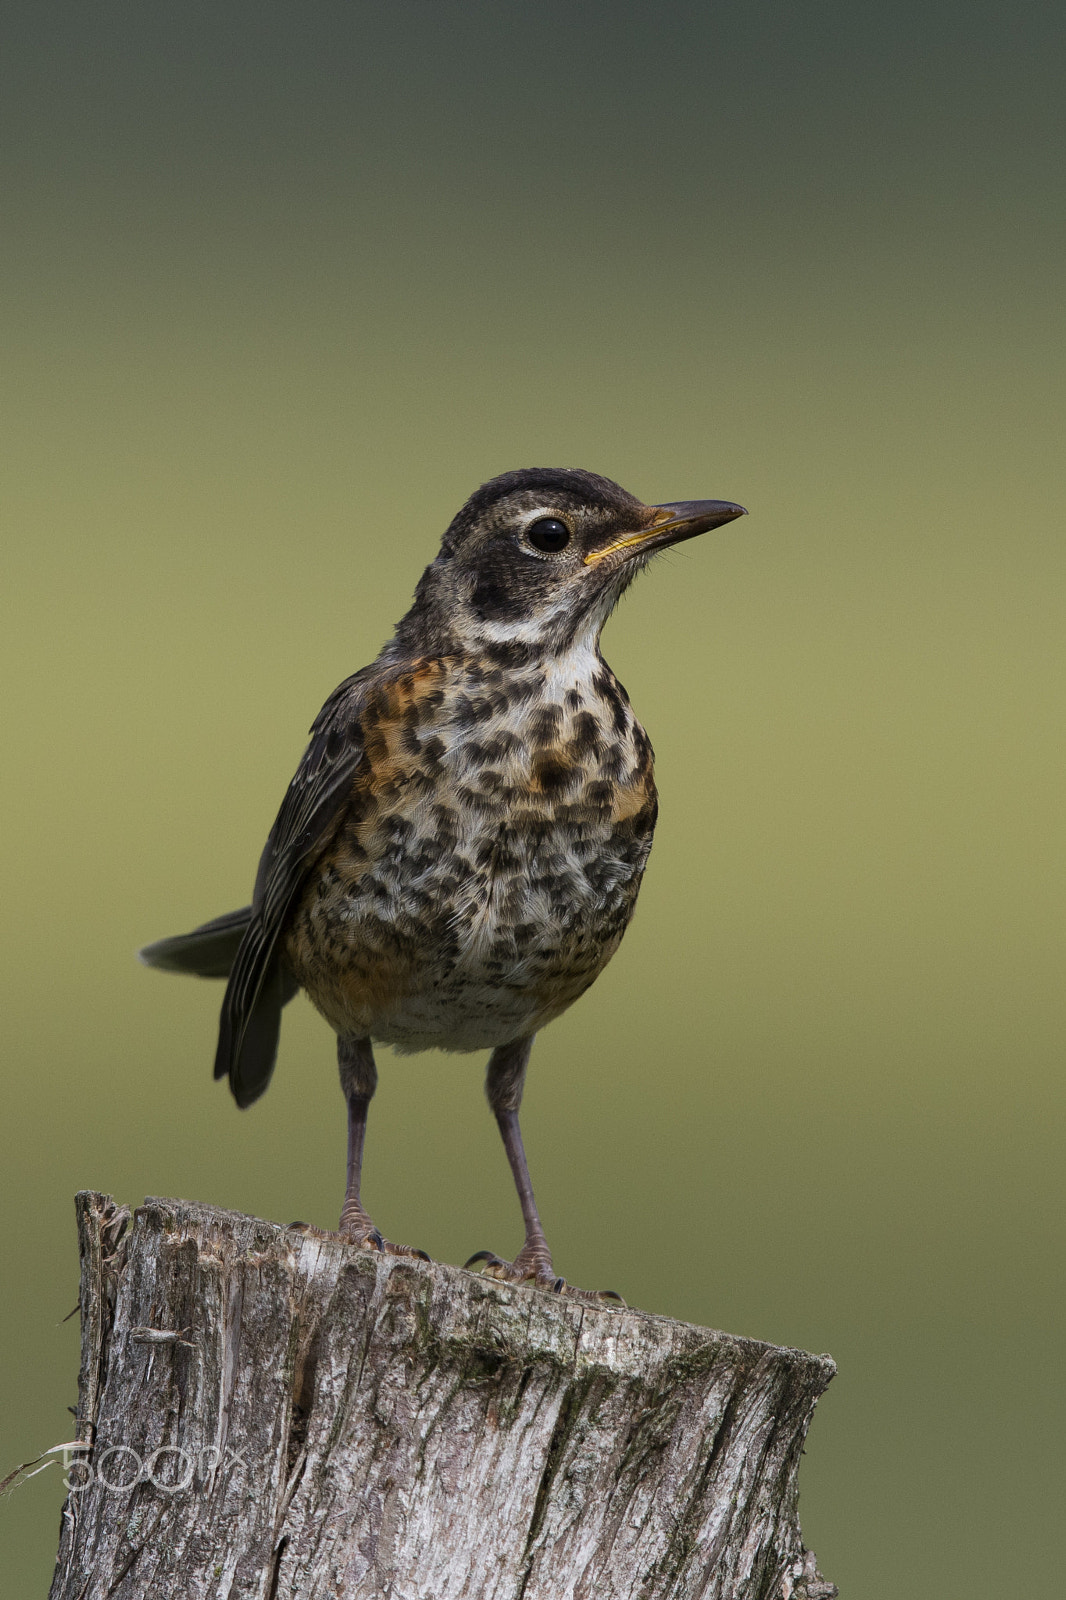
top-left (49, 1192), bottom-right (837, 1600)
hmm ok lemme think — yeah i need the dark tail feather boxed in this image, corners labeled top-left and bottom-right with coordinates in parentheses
top-left (139, 907), bottom-right (254, 978)
top-left (220, 957), bottom-right (293, 1108)
top-left (144, 906), bottom-right (299, 1108)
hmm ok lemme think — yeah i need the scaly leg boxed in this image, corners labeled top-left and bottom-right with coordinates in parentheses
top-left (465, 1037), bottom-right (623, 1305)
top-left (292, 1035), bottom-right (427, 1259)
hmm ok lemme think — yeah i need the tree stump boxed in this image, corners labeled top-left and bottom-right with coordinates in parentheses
top-left (49, 1192), bottom-right (837, 1600)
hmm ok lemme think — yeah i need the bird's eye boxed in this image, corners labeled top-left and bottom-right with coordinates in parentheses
top-left (526, 517), bottom-right (571, 554)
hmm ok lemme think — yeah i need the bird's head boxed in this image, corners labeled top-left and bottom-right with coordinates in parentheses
top-left (393, 467), bottom-right (746, 661)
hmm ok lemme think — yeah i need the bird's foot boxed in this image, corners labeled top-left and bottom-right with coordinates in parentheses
top-left (338, 1197), bottom-right (430, 1259)
top-left (340, 1219), bottom-right (431, 1261)
top-left (464, 1246), bottom-right (625, 1308)
top-left (287, 1217), bottom-right (430, 1262)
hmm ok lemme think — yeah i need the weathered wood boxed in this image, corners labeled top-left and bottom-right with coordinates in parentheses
top-left (50, 1192), bottom-right (837, 1600)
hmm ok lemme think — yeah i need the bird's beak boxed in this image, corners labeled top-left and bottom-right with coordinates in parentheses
top-left (583, 499), bottom-right (747, 565)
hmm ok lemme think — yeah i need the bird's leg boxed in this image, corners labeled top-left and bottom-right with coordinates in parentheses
top-left (465, 1038), bottom-right (623, 1305)
top-left (337, 1035), bottom-right (379, 1243)
top-left (293, 1035), bottom-right (426, 1259)
top-left (485, 1038), bottom-right (557, 1288)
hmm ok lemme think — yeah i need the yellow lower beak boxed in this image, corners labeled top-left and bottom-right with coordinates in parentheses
top-left (584, 499), bottom-right (747, 564)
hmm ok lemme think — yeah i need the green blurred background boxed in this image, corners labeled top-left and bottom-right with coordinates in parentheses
top-left (2, 0), bottom-right (1063, 1591)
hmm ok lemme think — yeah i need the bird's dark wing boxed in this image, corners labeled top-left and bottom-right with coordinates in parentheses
top-left (214, 668), bottom-right (375, 1106)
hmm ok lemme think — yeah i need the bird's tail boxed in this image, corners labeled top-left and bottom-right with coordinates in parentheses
top-left (140, 906), bottom-right (300, 1108)
top-left (139, 906), bottom-right (253, 979)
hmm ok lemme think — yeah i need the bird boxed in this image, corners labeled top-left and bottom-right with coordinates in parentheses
top-left (141, 467), bottom-right (745, 1300)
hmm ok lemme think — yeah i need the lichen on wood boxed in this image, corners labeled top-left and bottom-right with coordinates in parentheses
top-left (50, 1192), bottom-right (837, 1600)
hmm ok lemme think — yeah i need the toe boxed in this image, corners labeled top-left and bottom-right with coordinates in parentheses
top-left (464, 1249), bottom-right (505, 1271)
top-left (596, 1288), bottom-right (626, 1307)
top-left (294, 1218), bottom-right (428, 1259)
top-left (572, 1285), bottom-right (626, 1309)
top-left (464, 1250), bottom-right (620, 1304)
top-left (383, 1241), bottom-right (431, 1262)
top-left (464, 1250), bottom-right (527, 1280)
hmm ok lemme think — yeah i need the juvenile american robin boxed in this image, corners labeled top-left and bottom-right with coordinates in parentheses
top-left (141, 468), bottom-right (745, 1300)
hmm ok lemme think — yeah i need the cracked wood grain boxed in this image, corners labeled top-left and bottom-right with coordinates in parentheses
top-left (49, 1192), bottom-right (837, 1600)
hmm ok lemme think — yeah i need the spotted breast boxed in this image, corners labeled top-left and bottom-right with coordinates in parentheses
top-left (283, 642), bottom-right (657, 1053)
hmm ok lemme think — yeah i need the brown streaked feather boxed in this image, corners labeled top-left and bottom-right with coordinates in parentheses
top-left (280, 660), bottom-right (454, 1035)
top-left (214, 666), bottom-right (379, 1103)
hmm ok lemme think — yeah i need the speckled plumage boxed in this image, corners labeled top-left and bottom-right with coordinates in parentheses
top-left (284, 646), bottom-right (656, 1053)
top-left (141, 467), bottom-right (745, 1293)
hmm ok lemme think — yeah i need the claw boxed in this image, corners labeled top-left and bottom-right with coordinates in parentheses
top-left (292, 1217), bottom-right (426, 1258)
top-left (464, 1250), bottom-right (623, 1306)
top-left (361, 1231), bottom-right (430, 1261)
